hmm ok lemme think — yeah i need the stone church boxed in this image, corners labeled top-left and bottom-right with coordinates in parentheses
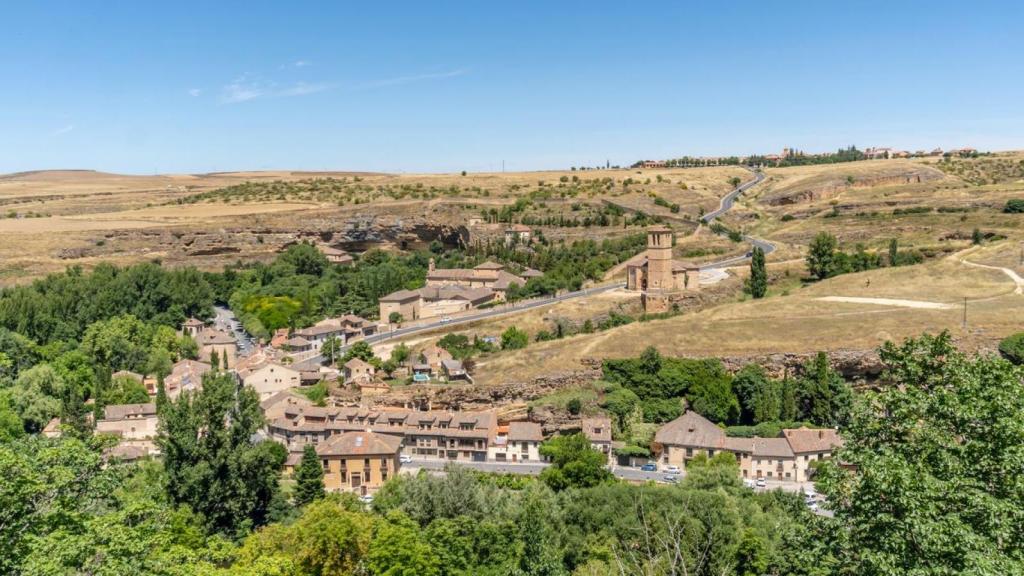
top-left (626, 225), bottom-right (700, 312)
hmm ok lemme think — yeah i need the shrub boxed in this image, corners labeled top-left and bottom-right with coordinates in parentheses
top-left (998, 332), bottom-right (1024, 364)
top-left (1004, 199), bottom-right (1024, 213)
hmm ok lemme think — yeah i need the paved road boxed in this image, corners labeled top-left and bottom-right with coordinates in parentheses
top-left (320, 282), bottom-right (626, 358)
top-left (402, 458), bottom-right (831, 515)
top-left (698, 168), bottom-right (776, 270)
top-left (213, 304), bottom-right (257, 357)
top-left (701, 168), bottom-right (765, 223)
top-left (301, 168), bottom-right (774, 357)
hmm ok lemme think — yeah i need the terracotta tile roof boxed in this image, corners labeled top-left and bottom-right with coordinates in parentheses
top-left (197, 328), bottom-right (236, 345)
top-left (103, 403), bottom-right (157, 421)
top-left (582, 417), bottom-right (612, 443)
top-left (752, 437), bottom-right (794, 458)
top-left (344, 358), bottom-right (374, 370)
top-left (380, 289), bottom-right (421, 303)
top-left (316, 431), bottom-right (403, 457)
top-left (508, 421), bottom-right (543, 442)
top-left (782, 427), bottom-right (843, 453)
top-left (654, 411), bottom-right (726, 449)
top-left (183, 317), bottom-right (205, 327)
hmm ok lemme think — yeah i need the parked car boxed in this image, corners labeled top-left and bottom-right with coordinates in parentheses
top-left (662, 475), bottom-right (679, 484)
top-left (807, 501), bottom-right (819, 512)
top-left (440, 316), bottom-right (452, 323)
top-left (743, 479), bottom-right (755, 488)
top-left (359, 494), bottom-right (374, 505)
top-left (755, 477), bottom-right (767, 488)
top-left (664, 465), bottom-right (681, 475)
top-left (640, 463), bottom-right (658, 472)
top-left (399, 454), bottom-right (413, 464)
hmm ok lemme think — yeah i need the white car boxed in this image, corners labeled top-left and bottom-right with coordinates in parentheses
top-left (399, 454), bottom-right (413, 464)
top-left (664, 465), bottom-right (681, 475)
top-left (743, 479), bottom-right (755, 488)
top-left (359, 494), bottom-right (374, 505)
top-left (755, 477), bottom-right (767, 488)
top-left (440, 316), bottom-right (452, 323)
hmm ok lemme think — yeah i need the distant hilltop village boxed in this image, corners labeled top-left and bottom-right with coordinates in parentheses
top-left (630, 144), bottom-right (981, 170)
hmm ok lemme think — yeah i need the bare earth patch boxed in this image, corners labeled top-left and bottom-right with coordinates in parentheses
top-left (817, 296), bottom-right (956, 310)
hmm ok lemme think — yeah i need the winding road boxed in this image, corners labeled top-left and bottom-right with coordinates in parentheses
top-left (316, 168), bottom-right (774, 355)
top-left (699, 168), bottom-right (776, 270)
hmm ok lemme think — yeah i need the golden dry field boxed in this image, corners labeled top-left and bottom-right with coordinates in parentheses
top-left (0, 166), bottom-right (749, 283)
top-left (466, 240), bottom-right (1024, 385)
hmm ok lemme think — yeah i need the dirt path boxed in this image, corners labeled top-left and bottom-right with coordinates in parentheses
top-left (961, 259), bottom-right (1024, 295)
top-left (817, 296), bottom-right (956, 310)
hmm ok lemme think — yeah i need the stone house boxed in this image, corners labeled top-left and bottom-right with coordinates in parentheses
top-left (317, 244), bottom-right (354, 266)
top-left (783, 427), bottom-right (844, 482)
top-left (160, 359), bottom-right (211, 399)
top-left (653, 411), bottom-right (841, 482)
top-left (239, 361), bottom-right (301, 400)
top-left (582, 417), bottom-right (613, 459)
top-left (344, 358), bottom-right (375, 384)
top-left (489, 421), bottom-right (543, 462)
top-left (504, 224), bottom-right (531, 246)
top-left (196, 328), bottom-right (237, 366)
top-left (95, 403), bottom-right (159, 441)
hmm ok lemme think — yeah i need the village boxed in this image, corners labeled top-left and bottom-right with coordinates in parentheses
top-left (38, 222), bottom-right (844, 499)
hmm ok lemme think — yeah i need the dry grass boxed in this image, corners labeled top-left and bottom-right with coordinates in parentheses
top-left (470, 240), bottom-right (1024, 385)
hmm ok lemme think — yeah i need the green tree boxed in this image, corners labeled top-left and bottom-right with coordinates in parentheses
top-left (389, 311), bottom-right (404, 324)
top-left (294, 443), bottom-right (325, 506)
top-left (888, 238), bottom-right (899, 266)
top-left (501, 326), bottom-right (529, 350)
top-left (998, 331), bottom-right (1024, 364)
top-left (343, 340), bottom-right (376, 363)
top-left (0, 436), bottom-right (113, 574)
top-left (817, 332), bottom-right (1024, 574)
top-left (806, 231), bottom-right (838, 280)
top-left (747, 246), bottom-right (767, 298)
top-left (368, 511), bottom-right (441, 576)
top-left (158, 371), bottom-right (287, 536)
top-left (683, 452), bottom-right (742, 489)
top-left (972, 227), bottom-right (984, 245)
top-left (7, 364), bottom-right (65, 432)
top-left (538, 433), bottom-right (612, 491)
top-left (796, 352), bottom-right (852, 427)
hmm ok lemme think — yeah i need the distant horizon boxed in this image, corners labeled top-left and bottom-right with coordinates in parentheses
top-left (3, 142), bottom-right (1012, 178)
top-left (2, 2), bottom-right (1022, 174)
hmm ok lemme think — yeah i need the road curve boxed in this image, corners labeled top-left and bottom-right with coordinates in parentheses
top-left (699, 168), bottom-right (776, 270)
top-left (327, 168), bottom-right (774, 353)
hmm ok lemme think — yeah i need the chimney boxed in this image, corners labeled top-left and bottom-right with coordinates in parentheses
top-left (818, 430), bottom-right (824, 439)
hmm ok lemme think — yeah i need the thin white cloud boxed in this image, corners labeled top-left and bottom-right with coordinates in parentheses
top-left (220, 76), bottom-right (328, 103)
top-left (358, 68), bottom-right (468, 89)
top-left (188, 88), bottom-right (202, 97)
top-left (293, 60), bottom-right (311, 68)
top-left (52, 124), bottom-right (74, 136)
top-left (279, 82), bottom-right (327, 97)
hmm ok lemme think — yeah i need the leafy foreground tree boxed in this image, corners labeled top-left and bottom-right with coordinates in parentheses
top-left (294, 443), bottom-right (326, 506)
top-left (538, 433), bottom-right (612, 491)
top-left (158, 371), bottom-right (287, 536)
top-left (818, 332), bottom-right (1024, 575)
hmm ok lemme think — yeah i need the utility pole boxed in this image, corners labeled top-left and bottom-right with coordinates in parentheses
top-left (962, 296), bottom-right (968, 329)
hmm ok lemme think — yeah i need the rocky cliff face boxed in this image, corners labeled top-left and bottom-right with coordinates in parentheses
top-left (763, 165), bottom-right (945, 206)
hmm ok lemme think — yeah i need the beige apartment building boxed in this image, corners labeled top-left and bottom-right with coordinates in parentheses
top-left (264, 394), bottom-right (497, 463)
top-left (653, 411), bottom-right (843, 482)
top-left (282, 431), bottom-right (402, 495)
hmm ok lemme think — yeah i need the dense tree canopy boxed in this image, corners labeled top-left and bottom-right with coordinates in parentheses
top-left (157, 371), bottom-right (287, 536)
top-left (818, 332), bottom-right (1024, 575)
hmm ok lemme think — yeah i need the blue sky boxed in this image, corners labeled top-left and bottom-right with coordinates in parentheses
top-left (2, 1), bottom-right (1022, 174)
